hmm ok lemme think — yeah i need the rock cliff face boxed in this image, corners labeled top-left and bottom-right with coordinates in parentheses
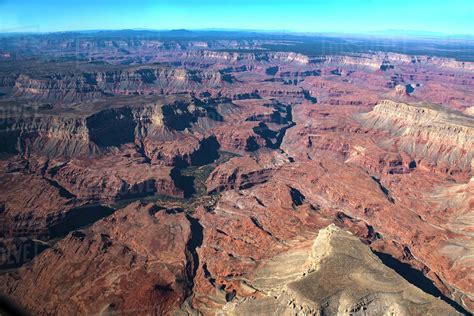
top-left (0, 96), bottom-right (220, 158)
top-left (311, 52), bottom-right (474, 72)
top-left (311, 55), bottom-right (384, 69)
top-left (45, 151), bottom-right (183, 201)
top-left (0, 115), bottom-right (96, 157)
top-left (0, 157), bottom-right (118, 269)
top-left (206, 156), bottom-right (272, 194)
top-left (278, 100), bottom-right (474, 312)
top-left (142, 134), bottom-right (205, 166)
top-left (6, 67), bottom-right (224, 103)
top-left (1, 33), bottom-right (474, 315)
top-left (0, 170), bottom-right (76, 240)
top-left (224, 225), bottom-right (459, 315)
top-left (184, 50), bottom-right (310, 64)
top-left (359, 100), bottom-right (474, 174)
top-left (0, 203), bottom-right (192, 315)
top-left (466, 106), bottom-right (474, 116)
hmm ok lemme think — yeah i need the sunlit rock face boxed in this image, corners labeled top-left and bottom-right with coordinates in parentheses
top-left (222, 225), bottom-right (459, 316)
top-left (0, 32), bottom-right (473, 315)
top-left (358, 100), bottom-right (474, 174)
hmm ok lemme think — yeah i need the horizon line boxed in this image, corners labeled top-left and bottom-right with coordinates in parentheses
top-left (1, 28), bottom-right (473, 39)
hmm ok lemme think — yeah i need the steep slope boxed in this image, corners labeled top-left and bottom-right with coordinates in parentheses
top-left (225, 225), bottom-right (459, 315)
top-left (0, 203), bottom-right (192, 315)
top-left (7, 67), bottom-right (225, 103)
top-left (358, 100), bottom-right (474, 174)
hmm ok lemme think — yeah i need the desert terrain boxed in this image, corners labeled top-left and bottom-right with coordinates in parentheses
top-left (0, 31), bottom-right (473, 315)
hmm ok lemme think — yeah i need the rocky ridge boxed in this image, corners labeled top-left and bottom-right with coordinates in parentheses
top-left (0, 35), bottom-right (473, 315)
top-left (359, 100), bottom-right (474, 174)
top-left (224, 225), bottom-right (460, 315)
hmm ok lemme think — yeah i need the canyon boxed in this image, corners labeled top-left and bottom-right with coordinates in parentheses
top-left (0, 31), bottom-right (473, 315)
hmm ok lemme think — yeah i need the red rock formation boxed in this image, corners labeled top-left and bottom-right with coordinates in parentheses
top-left (0, 202), bottom-right (191, 315)
top-left (0, 36), bottom-right (473, 315)
top-left (45, 147), bottom-right (183, 201)
top-left (358, 100), bottom-right (474, 175)
top-left (206, 155), bottom-right (272, 193)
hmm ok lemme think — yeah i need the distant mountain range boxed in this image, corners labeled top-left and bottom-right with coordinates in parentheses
top-left (1, 28), bottom-right (473, 40)
top-left (1, 29), bottom-right (473, 61)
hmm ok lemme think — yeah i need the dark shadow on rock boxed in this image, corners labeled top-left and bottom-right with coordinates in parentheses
top-left (289, 187), bottom-right (305, 207)
top-left (190, 136), bottom-right (220, 166)
top-left (0, 239), bottom-right (49, 270)
top-left (374, 251), bottom-right (471, 315)
top-left (0, 295), bottom-right (28, 316)
top-left (245, 136), bottom-right (260, 152)
top-left (170, 168), bottom-right (196, 198)
top-left (87, 108), bottom-right (135, 147)
top-left (48, 204), bottom-right (115, 238)
top-left (265, 66), bottom-right (279, 76)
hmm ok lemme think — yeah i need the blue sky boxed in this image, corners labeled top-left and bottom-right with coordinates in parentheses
top-left (1, 0), bottom-right (473, 35)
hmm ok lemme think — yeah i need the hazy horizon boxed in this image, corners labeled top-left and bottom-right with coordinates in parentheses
top-left (1, 28), bottom-right (473, 39)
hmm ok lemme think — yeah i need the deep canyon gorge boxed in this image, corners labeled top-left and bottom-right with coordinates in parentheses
top-left (0, 31), bottom-right (473, 315)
